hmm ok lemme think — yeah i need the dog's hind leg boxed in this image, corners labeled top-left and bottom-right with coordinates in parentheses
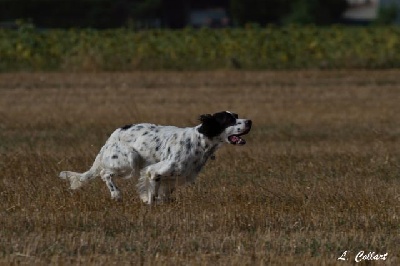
top-left (100, 169), bottom-right (121, 200)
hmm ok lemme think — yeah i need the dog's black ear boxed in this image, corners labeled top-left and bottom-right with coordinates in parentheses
top-left (199, 114), bottom-right (213, 122)
top-left (198, 113), bottom-right (224, 138)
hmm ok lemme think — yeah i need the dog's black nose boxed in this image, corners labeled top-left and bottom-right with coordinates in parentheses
top-left (245, 120), bottom-right (252, 127)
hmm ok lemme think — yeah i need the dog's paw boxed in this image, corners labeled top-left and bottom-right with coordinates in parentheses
top-left (111, 191), bottom-right (122, 201)
top-left (139, 193), bottom-right (149, 204)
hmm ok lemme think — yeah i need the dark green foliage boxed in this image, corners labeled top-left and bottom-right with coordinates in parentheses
top-left (375, 3), bottom-right (399, 25)
top-left (230, 0), bottom-right (290, 25)
top-left (283, 0), bottom-right (348, 25)
top-left (230, 0), bottom-right (348, 26)
top-left (1, 25), bottom-right (400, 71)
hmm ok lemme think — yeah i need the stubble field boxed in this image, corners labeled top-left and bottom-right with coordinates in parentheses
top-left (0, 71), bottom-right (399, 265)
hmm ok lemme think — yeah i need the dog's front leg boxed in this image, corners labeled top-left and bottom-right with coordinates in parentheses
top-left (138, 161), bottom-right (176, 204)
top-left (147, 174), bottom-right (160, 205)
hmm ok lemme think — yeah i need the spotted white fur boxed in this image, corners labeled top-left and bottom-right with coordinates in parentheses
top-left (59, 111), bottom-right (252, 204)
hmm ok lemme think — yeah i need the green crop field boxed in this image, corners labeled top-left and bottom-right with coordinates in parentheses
top-left (1, 26), bottom-right (400, 71)
top-left (0, 70), bottom-right (399, 265)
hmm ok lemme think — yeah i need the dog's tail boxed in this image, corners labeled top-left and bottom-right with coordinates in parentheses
top-left (59, 153), bottom-right (102, 189)
top-left (59, 171), bottom-right (87, 189)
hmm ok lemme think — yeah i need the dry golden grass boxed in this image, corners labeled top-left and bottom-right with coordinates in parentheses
top-left (0, 70), bottom-right (399, 265)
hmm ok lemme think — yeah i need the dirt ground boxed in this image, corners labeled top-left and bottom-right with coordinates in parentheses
top-left (0, 70), bottom-right (399, 265)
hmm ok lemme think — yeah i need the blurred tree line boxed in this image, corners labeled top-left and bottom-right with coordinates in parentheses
top-left (0, 0), bottom-right (163, 28)
top-left (0, 0), bottom-right (348, 28)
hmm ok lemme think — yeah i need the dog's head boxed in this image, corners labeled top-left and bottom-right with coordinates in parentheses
top-left (198, 111), bottom-right (252, 145)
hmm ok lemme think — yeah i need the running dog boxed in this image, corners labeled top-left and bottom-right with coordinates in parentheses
top-left (59, 111), bottom-right (252, 204)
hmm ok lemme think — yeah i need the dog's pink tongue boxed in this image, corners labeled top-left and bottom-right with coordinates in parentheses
top-left (230, 135), bottom-right (246, 145)
top-left (231, 136), bottom-right (240, 143)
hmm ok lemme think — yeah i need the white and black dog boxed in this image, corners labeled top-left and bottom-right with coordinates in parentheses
top-left (59, 111), bottom-right (252, 204)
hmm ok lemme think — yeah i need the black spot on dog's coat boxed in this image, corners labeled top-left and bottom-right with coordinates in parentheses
top-left (120, 124), bottom-right (132, 130)
top-left (185, 138), bottom-right (192, 150)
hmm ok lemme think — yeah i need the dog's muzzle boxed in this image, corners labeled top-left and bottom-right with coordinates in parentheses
top-left (228, 120), bottom-right (252, 145)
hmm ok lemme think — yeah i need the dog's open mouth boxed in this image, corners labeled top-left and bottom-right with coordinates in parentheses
top-left (228, 129), bottom-right (250, 145)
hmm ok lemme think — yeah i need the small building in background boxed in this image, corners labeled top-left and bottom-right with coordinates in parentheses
top-left (342, 0), bottom-right (400, 24)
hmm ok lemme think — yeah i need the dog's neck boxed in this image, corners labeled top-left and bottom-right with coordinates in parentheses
top-left (195, 124), bottom-right (223, 144)
top-left (193, 125), bottom-right (222, 160)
